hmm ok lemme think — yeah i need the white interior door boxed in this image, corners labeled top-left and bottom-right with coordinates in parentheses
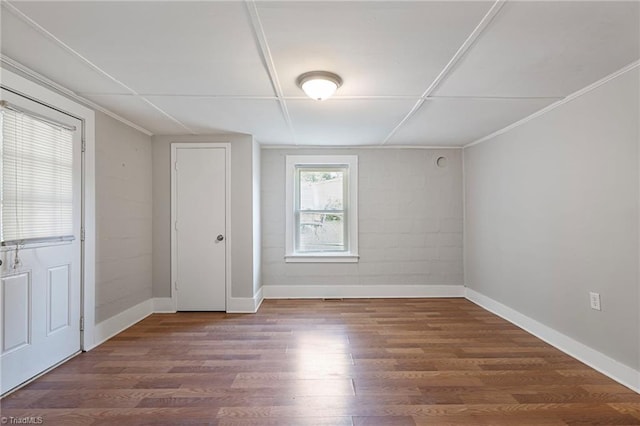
top-left (0, 89), bottom-right (82, 395)
top-left (173, 145), bottom-right (227, 311)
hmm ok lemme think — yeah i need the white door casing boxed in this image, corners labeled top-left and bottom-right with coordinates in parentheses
top-left (1, 66), bottom-right (96, 353)
top-left (171, 143), bottom-right (230, 311)
top-left (0, 88), bottom-right (82, 395)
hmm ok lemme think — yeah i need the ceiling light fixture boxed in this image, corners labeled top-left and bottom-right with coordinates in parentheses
top-left (296, 71), bottom-right (343, 101)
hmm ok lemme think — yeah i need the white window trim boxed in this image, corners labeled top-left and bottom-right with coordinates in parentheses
top-left (285, 155), bottom-right (358, 263)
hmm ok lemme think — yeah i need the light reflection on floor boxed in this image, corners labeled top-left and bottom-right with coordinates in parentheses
top-left (290, 331), bottom-right (355, 406)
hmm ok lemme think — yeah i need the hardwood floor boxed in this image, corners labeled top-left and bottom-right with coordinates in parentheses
top-left (2, 298), bottom-right (639, 425)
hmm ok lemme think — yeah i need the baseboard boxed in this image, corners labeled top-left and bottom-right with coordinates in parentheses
top-left (465, 288), bottom-right (640, 393)
top-left (254, 286), bottom-right (264, 311)
top-left (227, 287), bottom-right (264, 313)
top-left (262, 284), bottom-right (465, 299)
top-left (153, 297), bottom-right (176, 313)
top-left (153, 290), bottom-right (264, 314)
top-left (92, 299), bottom-right (153, 349)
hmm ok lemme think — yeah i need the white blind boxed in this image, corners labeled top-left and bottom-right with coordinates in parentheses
top-left (1, 107), bottom-right (74, 244)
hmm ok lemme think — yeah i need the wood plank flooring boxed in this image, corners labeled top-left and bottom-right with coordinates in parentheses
top-left (2, 298), bottom-right (639, 425)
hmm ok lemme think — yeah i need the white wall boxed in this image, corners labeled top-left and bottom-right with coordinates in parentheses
top-left (252, 140), bottom-right (262, 296)
top-left (95, 111), bottom-right (153, 322)
top-left (464, 67), bottom-right (639, 370)
top-left (261, 148), bottom-right (463, 294)
top-left (151, 135), bottom-right (259, 300)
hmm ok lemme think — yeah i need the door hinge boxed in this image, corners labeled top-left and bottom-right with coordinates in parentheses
top-left (175, 281), bottom-right (178, 291)
top-left (81, 137), bottom-right (86, 153)
top-left (80, 316), bottom-right (85, 331)
top-left (174, 221), bottom-right (178, 231)
top-left (174, 161), bottom-right (178, 171)
top-left (80, 227), bottom-right (85, 241)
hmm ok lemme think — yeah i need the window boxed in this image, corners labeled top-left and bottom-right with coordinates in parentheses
top-left (1, 105), bottom-right (75, 244)
top-left (285, 155), bottom-right (358, 262)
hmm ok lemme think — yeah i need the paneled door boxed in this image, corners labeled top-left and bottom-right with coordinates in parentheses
top-left (0, 89), bottom-right (82, 395)
top-left (172, 144), bottom-right (227, 311)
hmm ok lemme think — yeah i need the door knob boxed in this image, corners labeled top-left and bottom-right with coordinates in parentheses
top-left (216, 234), bottom-right (224, 242)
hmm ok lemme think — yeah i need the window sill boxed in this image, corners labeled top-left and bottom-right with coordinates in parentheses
top-left (285, 254), bottom-right (359, 263)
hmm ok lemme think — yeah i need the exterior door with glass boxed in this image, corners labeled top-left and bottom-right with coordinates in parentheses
top-left (0, 89), bottom-right (82, 395)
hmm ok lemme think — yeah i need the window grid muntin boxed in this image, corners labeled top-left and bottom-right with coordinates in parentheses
top-left (294, 165), bottom-right (349, 253)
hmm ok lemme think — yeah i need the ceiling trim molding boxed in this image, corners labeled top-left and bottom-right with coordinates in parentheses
top-left (3, 2), bottom-right (134, 99)
top-left (75, 93), bottom-right (563, 102)
top-left (427, 95), bottom-right (562, 101)
top-left (381, 0), bottom-right (507, 145)
top-left (260, 144), bottom-right (463, 150)
top-left (137, 97), bottom-right (196, 134)
top-left (1, 55), bottom-right (154, 136)
top-left (3, 0), bottom-right (196, 135)
top-left (79, 94), bottom-right (282, 100)
top-left (464, 60), bottom-right (640, 149)
top-left (285, 95), bottom-right (421, 101)
top-left (80, 94), bottom-right (421, 101)
top-left (245, 0), bottom-right (296, 143)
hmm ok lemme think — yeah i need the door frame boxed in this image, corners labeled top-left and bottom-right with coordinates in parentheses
top-left (0, 68), bottom-right (96, 351)
top-left (170, 142), bottom-right (231, 312)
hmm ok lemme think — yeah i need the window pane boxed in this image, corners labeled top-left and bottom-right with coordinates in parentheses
top-left (298, 212), bottom-right (344, 252)
top-left (299, 170), bottom-right (344, 211)
top-left (1, 109), bottom-right (74, 242)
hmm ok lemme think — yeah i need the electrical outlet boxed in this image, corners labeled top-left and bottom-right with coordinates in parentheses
top-left (589, 292), bottom-right (601, 311)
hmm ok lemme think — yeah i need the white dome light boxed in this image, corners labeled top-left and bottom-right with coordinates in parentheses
top-left (296, 71), bottom-right (343, 101)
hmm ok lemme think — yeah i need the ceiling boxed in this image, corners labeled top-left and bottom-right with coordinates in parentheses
top-left (1, 1), bottom-right (638, 147)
